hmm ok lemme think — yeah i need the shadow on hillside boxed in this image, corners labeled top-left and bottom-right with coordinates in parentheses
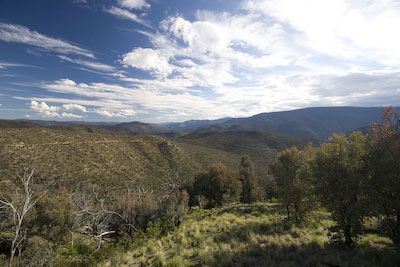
top-left (207, 219), bottom-right (400, 267)
top-left (190, 203), bottom-right (284, 223)
top-left (217, 203), bottom-right (283, 217)
top-left (208, 242), bottom-right (400, 267)
top-left (212, 219), bottom-right (289, 245)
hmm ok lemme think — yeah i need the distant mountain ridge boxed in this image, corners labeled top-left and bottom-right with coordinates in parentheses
top-left (1, 106), bottom-right (398, 139)
top-left (165, 117), bottom-right (232, 133)
top-left (213, 106), bottom-right (399, 139)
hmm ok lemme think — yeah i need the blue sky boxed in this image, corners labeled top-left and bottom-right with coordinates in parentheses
top-left (0, 0), bottom-right (399, 122)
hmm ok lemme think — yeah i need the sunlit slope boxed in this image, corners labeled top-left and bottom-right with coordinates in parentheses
top-left (0, 127), bottom-right (239, 191)
top-left (180, 129), bottom-right (310, 178)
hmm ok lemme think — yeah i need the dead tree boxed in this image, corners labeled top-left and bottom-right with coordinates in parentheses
top-left (73, 187), bottom-right (135, 254)
top-left (0, 168), bottom-right (47, 267)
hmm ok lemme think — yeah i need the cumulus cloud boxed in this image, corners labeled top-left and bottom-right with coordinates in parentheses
top-left (30, 100), bottom-right (61, 118)
top-left (121, 11), bottom-right (298, 86)
top-left (122, 48), bottom-right (172, 77)
top-left (62, 103), bottom-right (88, 112)
top-left (0, 23), bottom-right (94, 58)
top-left (94, 108), bottom-right (136, 118)
top-left (242, 0), bottom-right (400, 66)
top-left (30, 100), bottom-right (84, 119)
top-left (112, 0), bottom-right (400, 121)
top-left (118, 0), bottom-right (150, 10)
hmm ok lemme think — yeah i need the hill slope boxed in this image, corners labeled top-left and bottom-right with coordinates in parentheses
top-left (165, 117), bottom-right (232, 133)
top-left (217, 107), bottom-right (395, 139)
top-left (180, 128), bottom-right (310, 177)
top-left (100, 202), bottom-right (400, 267)
top-left (0, 127), bottom-right (240, 192)
top-left (108, 121), bottom-right (172, 136)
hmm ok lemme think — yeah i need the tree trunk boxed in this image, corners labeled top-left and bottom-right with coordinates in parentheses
top-left (395, 209), bottom-right (400, 244)
top-left (344, 218), bottom-right (353, 246)
top-left (286, 204), bottom-right (291, 222)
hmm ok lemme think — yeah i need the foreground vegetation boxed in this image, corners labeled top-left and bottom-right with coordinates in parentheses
top-left (103, 202), bottom-right (399, 267)
top-left (0, 107), bottom-right (399, 266)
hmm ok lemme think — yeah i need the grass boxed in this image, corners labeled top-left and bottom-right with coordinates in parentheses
top-left (100, 202), bottom-right (400, 267)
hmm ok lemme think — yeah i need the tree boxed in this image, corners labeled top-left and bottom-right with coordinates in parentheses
top-left (367, 107), bottom-right (400, 243)
top-left (239, 155), bottom-right (262, 203)
top-left (28, 187), bottom-right (74, 242)
top-left (270, 147), bottom-right (313, 223)
top-left (193, 163), bottom-right (241, 207)
top-left (0, 168), bottom-right (48, 266)
top-left (312, 132), bottom-right (368, 245)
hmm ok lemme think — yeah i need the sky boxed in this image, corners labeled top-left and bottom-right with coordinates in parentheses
top-left (0, 0), bottom-right (399, 122)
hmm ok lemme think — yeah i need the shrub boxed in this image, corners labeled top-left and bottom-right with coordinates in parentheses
top-left (366, 107), bottom-right (400, 244)
top-left (270, 146), bottom-right (314, 223)
top-left (312, 133), bottom-right (368, 245)
top-left (239, 155), bottom-right (263, 203)
top-left (21, 236), bottom-right (53, 266)
top-left (28, 188), bottom-right (75, 242)
top-left (193, 163), bottom-right (242, 207)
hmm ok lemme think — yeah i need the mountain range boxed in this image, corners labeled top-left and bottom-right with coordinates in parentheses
top-left (1, 106), bottom-right (396, 139)
top-left (106, 106), bottom-right (396, 139)
top-left (0, 106), bottom-right (397, 185)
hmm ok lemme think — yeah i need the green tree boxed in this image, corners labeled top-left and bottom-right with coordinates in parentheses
top-left (193, 163), bottom-right (241, 207)
top-left (270, 147), bottom-right (313, 223)
top-left (28, 188), bottom-right (74, 242)
top-left (312, 132), bottom-right (368, 245)
top-left (239, 155), bottom-right (262, 203)
top-left (367, 107), bottom-right (400, 243)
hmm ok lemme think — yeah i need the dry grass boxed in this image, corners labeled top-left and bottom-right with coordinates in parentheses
top-left (100, 202), bottom-right (400, 267)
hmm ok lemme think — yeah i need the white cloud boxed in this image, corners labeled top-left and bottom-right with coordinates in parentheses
top-left (27, 67), bottom-right (400, 122)
top-left (94, 108), bottom-right (136, 118)
top-left (105, 6), bottom-right (149, 27)
top-left (72, 0), bottom-right (87, 4)
top-left (58, 55), bottom-right (117, 73)
top-left (31, 78), bottom-right (227, 119)
top-left (242, 0), bottom-right (400, 66)
top-left (111, 0), bottom-right (400, 121)
top-left (0, 23), bottom-right (94, 58)
top-left (31, 100), bottom-right (61, 118)
top-left (30, 100), bottom-right (84, 119)
top-left (0, 61), bottom-right (36, 69)
top-left (122, 48), bottom-right (173, 77)
top-left (63, 103), bottom-right (88, 112)
top-left (118, 0), bottom-right (150, 10)
top-left (60, 112), bottom-right (83, 119)
top-left (120, 12), bottom-right (298, 87)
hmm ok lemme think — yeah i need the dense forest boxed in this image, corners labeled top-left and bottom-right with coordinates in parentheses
top-left (0, 107), bottom-right (399, 266)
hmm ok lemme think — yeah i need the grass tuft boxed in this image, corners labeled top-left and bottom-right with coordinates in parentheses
top-left (101, 202), bottom-right (400, 266)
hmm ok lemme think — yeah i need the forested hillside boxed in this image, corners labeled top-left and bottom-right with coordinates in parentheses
top-left (0, 127), bottom-right (239, 191)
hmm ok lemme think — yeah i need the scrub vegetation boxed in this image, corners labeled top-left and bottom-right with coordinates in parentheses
top-left (0, 107), bottom-right (399, 266)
